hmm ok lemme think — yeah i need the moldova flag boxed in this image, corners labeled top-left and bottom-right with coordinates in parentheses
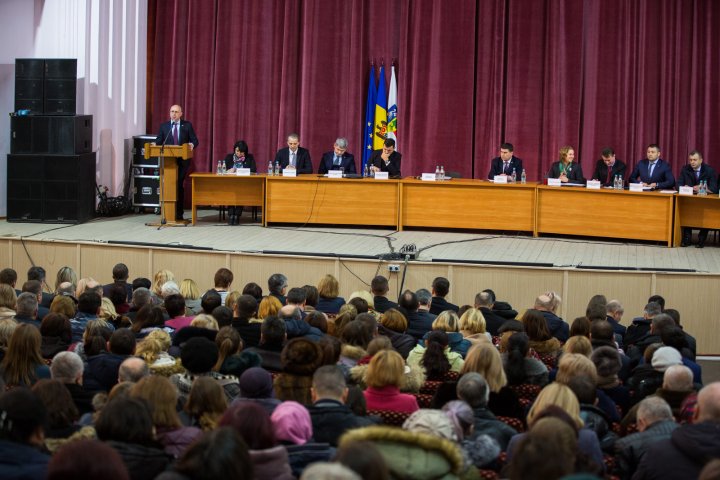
top-left (373, 65), bottom-right (387, 150)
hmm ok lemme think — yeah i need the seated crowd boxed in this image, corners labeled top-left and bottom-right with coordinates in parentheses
top-left (0, 264), bottom-right (717, 480)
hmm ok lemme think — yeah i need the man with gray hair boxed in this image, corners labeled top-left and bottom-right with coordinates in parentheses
top-left (126, 287), bottom-right (152, 322)
top-left (626, 313), bottom-right (677, 363)
top-left (474, 291), bottom-right (505, 336)
top-left (51, 351), bottom-right (96, 415)
top-left (634, 382), bottom-right (720, 479)
top-left (401, 289), bottom-right (435, 340)
top-left (456, 372), bottom-right (516, 450)
top-left (118, 357), bottom-right (149, 383)
top-left (308, 365), bottom-right (373, 446)
top-left (21, 280), bottom-right (49, 321)
top-left (14, 292), bottom-right (40, 328)
top-left (606, 299), bottom-right (626, 338)
top-left (614, 396), bottom-right (677, 479)
top-left (268, 273), bottom-right (288, 305)
top-left (319, 137), bottom-right (356, 174)
top-left (275, 132), bottom-right (313, 173)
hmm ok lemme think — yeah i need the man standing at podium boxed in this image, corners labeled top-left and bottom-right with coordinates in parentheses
top-left (155, 104), bottom-right (199, 221)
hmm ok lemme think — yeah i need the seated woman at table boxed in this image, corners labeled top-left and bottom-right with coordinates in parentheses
top-left (548, 146), bottom-right (585, 184)
top-left (223, 140), bottom-right (257, 225)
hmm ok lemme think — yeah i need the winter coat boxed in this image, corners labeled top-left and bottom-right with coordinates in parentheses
top-left (155, 425), bottom-right (203, 458)
top-left (0, 440), bottom-right (50, 480)
top-left (377, 324), bottom-right (417, 359)
top-left (406, 344), bottom-right (464, 374)
top-left (308, 399), bottom-right (376, 446)
top-left (613, 419), bottom-right (677, 480)
top-left (363, 385), bottom-right (419, 413)
top-left (106, 440), bottom-right (172, 480)
top-left (249, 445), bottom-right (294, 480)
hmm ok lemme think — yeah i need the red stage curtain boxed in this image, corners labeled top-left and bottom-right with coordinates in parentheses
top-left (148, 0), bottom-right (720, 206)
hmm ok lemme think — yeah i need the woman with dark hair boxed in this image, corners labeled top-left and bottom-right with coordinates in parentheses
top-left (219, 402), bottom-right (294, 480)
top-left (377, 308), bottom-right (416, 359)
top-left (223, 140), bottom-right (257, 225)
top-left (339, 319), bottom-right (372, 368)
top-left (407, 330), bottom-right (463, 380)
top-left (0, 387), bottom-right (50, 479)
top-left (213, 326), bottom-right (261, 378)
top-left (130, 305), bottom-right (169, 339)
top-left (0, 323), bottom-right (51, 387)
top-left (156, 427), bottom-right (253, 480)
top-left (31, 379), bottom-right (81, 452)
top-left (40, 312), bottom-right (72, 360)
top-left (183, 376), bottom-right (228, 431)
top-left (502, 332), bottom-right (549, 386)
top-left (242, 282), bottom-right (263, 303)
top-left (521, 309), bottom-right (562, 356)
top-left (95, 396), bottom-right (171, 480)
top-left (49, 439), bottom-right (130, 480)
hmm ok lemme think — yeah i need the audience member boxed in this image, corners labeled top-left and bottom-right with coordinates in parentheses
top-left (502, 331), bottom-right (549, 386)
top-left (429, 277), bottom-right (459, 315)
top-left (456, 372), bottom-right (516, 451)
top-left (235, 367), bottom-right (281, 415)
top-left (244, 316), bottom-right (287, 372)
top-left (533, 291), bottom-right (569, 342)
top-left (0, 387), bottom-right (50, 479)
top-left (371, 276), bottom-right (397, 313)
top-left (231, 294), bottom-right (261, 347)
top-left (48, 438), bottom-right (130, 480)
top-left (473, 291), bottom-right (506, 336)
top-left (179, 279), bottom-right (202, 315)
top-left (377, 308), bottom-right (415, 358)
top-left (363, 350), bottom-right (419, 413)
top-left (183, 376), bottom-right (228, 431)
top-left (274, 337), bottom-right (325, 405)
top-left (316, 274), bottom-right (345, 314)
top-left (401, 289), bottom-right (435, 340)
top-left (407, 330), bottom-right (463, 379)
top-left (50, 351), bottom-right (96, 415)
top-left (268, 273), bottom-right (288, 305)
top-left (0, 323), bottom-right (51, 387)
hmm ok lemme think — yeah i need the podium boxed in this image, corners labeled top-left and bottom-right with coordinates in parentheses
top-left (144, 143), bottom-right (193, 225)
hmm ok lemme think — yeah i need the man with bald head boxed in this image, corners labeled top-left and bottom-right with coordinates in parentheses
top-left (155, 104), bottom-right (199, 221)
top-left (634, 382), bottom-right (720, 479)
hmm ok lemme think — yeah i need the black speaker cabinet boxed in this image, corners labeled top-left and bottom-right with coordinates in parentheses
top-left (7, 153), bottom-right (96, 224)
top-left (15, 58), bottom-right (77, 115)
top-left (11, 115), bottom-right (92, 154)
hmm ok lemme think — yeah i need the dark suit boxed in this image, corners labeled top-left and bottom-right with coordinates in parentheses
top-left (548, 161), bottom-right (585, 183)
top-left (591, 159), bottom-right (627, 186)
top-left (488, 156), bottom-right (524, 179)
top-left (318, 151), bottom-right (356, 174)
top-left (274, 147), bottom-right (313, 174)
top-left (370, 150), bottom-right (402, 177)
top-left (156, 119), bottom-right (199, 219)
top-left (678, 163), bottom-right (718, 245)
top-left (628, 158), bottom-right (675, 189)
top-left (223, 153), bottom-right (257, 173)
top-left (373, 295), bottom-right (398, 314)
top-left (429, 297), bottom-right (459, 316)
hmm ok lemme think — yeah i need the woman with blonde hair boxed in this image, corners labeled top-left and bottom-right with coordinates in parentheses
top-left (316, 274), bottom-right (345, 314)
top-left (99, 297), bottom-right (119, 324)
top-left (184, 376), bottom-right (228, 431)
top-left (377, 308), bottom-right (416, 359)
top-left (459, 307), bottom-right (492, 345)
top-left (224, 290), bottom-right (241, 312)
top-left (190, 314), bottom-right (219, 330)
top-left (50, 295), bottom-right (77, 318)
top-left (0, 284), bottom-right (17, 320)
top-left (74, 278), bottom-right (98, 300)
top-left (0, 323), bottom-right (51, 387)
top-left (152, 269), bottom-right (175, 300)
top-left (213, 326), bottom-right (261, 378)
top-left (330, 304), bottom-right (357, 337)
top-left (54, 266), bottom-right (77, 292)
top-left (0, 318), bottom-right (18, 361)
top-left (507, 383), bottom-right (604, 471)
top-left (555, 353), bottom-right (598, 385)
top-left (363, 350), bottom-right (419, 413)
top-left (258, 296), bottom-right (282, 319)
top-left (179, 278), bottom-right (202, 315)
top-left (131, 375), bottom-right (202, 458)
top-left (424, 310), bottom-right (472, 357)
top-left (563, 335), bottom-right (593, 357)
top-left (135, 329), bottom-right (184, 376)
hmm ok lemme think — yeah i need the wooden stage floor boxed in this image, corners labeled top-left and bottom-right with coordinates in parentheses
top-left (2, 208), bottom-right (720, 273)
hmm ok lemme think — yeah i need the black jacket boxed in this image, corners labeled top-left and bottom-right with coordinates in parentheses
top-left (625, 317), bottom-right (651, 346)
top-left (471, 407), bottom-right (517, 451)
top-left (633, 422), bottom-right (720, 480)
top-left (541, 310), bottom-right (569, 342)
top-left (479, 307), bottom-right (506, 336)
top-left (377, 324), bottom-right (416, 359)
top-left (106, 440), bottom-right (172, 480)
top-left (406, 310), bottom-right (436, 340)
top-left (613, 419), bottom-right (677, 480)
top-left (308, 399), bottom-right (375, 447)
top-left (429, 296), bottom-right (459, 315)
top-left (373, 295), bottom-right (398, 314)
top-left (231, 317), bottom-right (262, 348)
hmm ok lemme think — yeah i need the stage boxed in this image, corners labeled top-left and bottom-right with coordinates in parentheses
top-left (1, 209), bottom-right (720, 354)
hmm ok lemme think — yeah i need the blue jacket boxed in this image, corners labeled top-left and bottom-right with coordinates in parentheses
top-left (0, 440), bottom-right (50, 480)
top-left (629, 158), bottom-right (675, 189)
top-left (541, 310), bottom-right (569, 342)
top-left (284, 318), bottom-right (323, 341)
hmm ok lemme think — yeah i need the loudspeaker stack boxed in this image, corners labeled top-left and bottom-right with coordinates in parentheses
top-left (8, 58), bottom-right (95, 224)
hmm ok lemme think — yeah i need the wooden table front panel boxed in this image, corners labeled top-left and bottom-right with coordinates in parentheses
top-left (401, 179), bottom-right (537, 231)
top-left (265, 176), bottom-right (399, 227)
top-left (191, 174), bottom-right (266, 225)
top-left (674, 195), bottom-right (720, 246)
top-left (536, 186), bottom-right (674, 244)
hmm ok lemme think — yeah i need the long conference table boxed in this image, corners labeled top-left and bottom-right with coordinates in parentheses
top-left (190, 173), bottom-right (718, 246)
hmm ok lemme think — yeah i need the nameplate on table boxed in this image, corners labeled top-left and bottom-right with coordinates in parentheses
top-left (328, 170), bottom-right (343, 179)
top-left (493, 175), bottom-right (508, 184)
top-left (628, 183), bottom-right (644, 192)
top-left (235, 168), bottom-right (251, 177)
top-left (282, 168), bottom-right (297, 177)
top-left (421, 173), bottom-right (437, 181)
top-left (374, 172), bottom-right (389, 180)
top-left (586, 180), bottom-right (601, 190)
top-left (547, 178), bottom-right (562, 187)
top-left (679, 186), bottom-right (694, 196)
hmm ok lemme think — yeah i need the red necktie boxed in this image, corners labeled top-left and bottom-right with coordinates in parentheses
top-left (606, 166), bottom-right (613, 185)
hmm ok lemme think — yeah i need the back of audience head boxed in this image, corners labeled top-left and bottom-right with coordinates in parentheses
top-left (317, 274), bottom-right (340, 300)
top-left (312, 365), bottom-right (347, 401)
top-left (261, 315), bottom-right (286, 345)
top-left (95, 396), bottom-right (155, 445)
top-left (456, 372), bottom-right (490, 409)
top-left (185, 376), bottom-right (227, 431)
top-left (302, 284), bottom-right (319, 307)
top-left (570, 316), bottom-right (591, 337)
top-left (281, 337), bottom-right (324, 376)
top-left (462, 342), bottom-right (507, 392)
top-left (108, 328), bottom-right (136, 355)
top-left (2, 323), bottom-right (44, 385)
top-left (318, 335), bottom-right (342, 365)
top-left (0, 268), bottom-right (18, 287)
top-left (220, 401), bottom-right (276, 449)
top-left (306, 310), bottom-right (328, 333)
top-left (663, 364), bottom-right (693, 392)
top-left (0, 387), bottom-right (47, 445)
top-left (164, 293), bottom-right (185, 318)
top-left (563, 335), bottom-right (593, 357)
top-left (442, 400), bottom-right (475, 441)
top-left (268, 273), bottom-right (288, 296)
top-left (431, 277), bottom-right (450, 297)
top-left (348, 290), bottom-right (374, 311)
top-left (534, 291), bottom-right (561, 312)
top-left (51, 351), bottom-right (84, 383)
top-left (235, 294), bottom-right (258, 319)
top-left (191, 313), bottom-right (219, 330)
top-left (636, 396), bottom-right (673, 431)
top-left (242, 282), bottom-right (263, 302)
top-left (279, 305), bottom-right (302, 321)
top-left (432, 310), bottom-right (460, 333)
top-left (201, 289), bottom-right (222, 314)
top-left (77, 291), bottom-right (102, 315)
top-left (366, 335), bottom-right (392, 357)
top-left (258, 295), bottom-right (282, 319)
top-left (566, 375), bottom-right (597, 405)
top-left (521, 308), bottom-right (552, 341)
top-left (32, 378), bottom-right (79, 430)
top-left (509, 417), bottom-right (577, 480)
top-left (135, 329), bottom-right (171, 363)
top-left (238, 367), bottom-right (274, 399)
top-left (131, 375), bottom-right (181, 429)
top-left (590, 346), bottom-right (621, 381)
top-left (118, 357), bottom-right (148, 383)
top-left (399, 290), bottom-right (419, 312)
top-left (366, 350), bottom-right (404, 388)
top-left (474, 291), bottom-right (494, 308)
top-left (370, 275), bottom-right (389, 295)
top-left (131, 277), bottom-right (151, 291)
top-left (212, 305), bottom-right (233, 327)
top-left (644, 301), bottom-right (662, 317)
top-left (213, 267), bottom-right (233, 290)
top-left (340, 320), bottom-right (373, 350)
top-left (214, 326), bottom-right (242, 371)
top-left (173, 427), bottom-right (253, 480)
top-left (585, 294), bottom-right (607, 316)
top-left (286, 287), bottom-right (307, 306)
top-left (380, 308), bottom-right (407, 333)
top-left (16, 292), bottom-right (38, 318)
top-left (416, 288), bottom-right (432, 308)
top-left (181, 336), bottom-right (219, 374)
top-left (696, 382), bottom-right (720, 423)
top-left (422, 330), bottom-right (451, 379)
top-left (556, 352), bottom-right (597, 385)
top-left (505, 332), bottom-right (530, 384)
top-left (459, 307), bottom-right (487, 335)
top-left (0, 284), bottom-right (18, 310)
top-left (527, 383), bottom-right (582, 429)
top-left (271, 400), bottom-right (313, 445)
top-left (49, 438), bottom-right (130, 480)
top-left (648, 295), bottom-right (665, 311)
top-left (333, 305), bottom-right (358, 336)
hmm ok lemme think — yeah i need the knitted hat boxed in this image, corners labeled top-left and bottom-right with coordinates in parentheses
top-left (402, 409), bottom-right (458, 442)
top-left (280, 337), bottom-right (324, 376)
top-left (591, 346), bottom-right (621, 377)
top-left (238, 367), bottom-right (274, 399)
top-left (651, 346), bottom-right (683, 372)
top-left (271, 400), bottom-right (313, 445)
top-left (180, 337), bottom-right (219, 374)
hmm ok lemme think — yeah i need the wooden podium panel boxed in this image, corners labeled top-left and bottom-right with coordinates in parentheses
top-left (191, 173), bottom-right (266, 225)
top-left (265, 176), bottom-right (400, 228)
top-left (673, 194), bottom-right (720, 246)
top-left (401, 179), bottom-right (537, 231)
top-left (144, 143), bottom-right (192, 223)
top-left (536, 186), bottom-right (674, 245)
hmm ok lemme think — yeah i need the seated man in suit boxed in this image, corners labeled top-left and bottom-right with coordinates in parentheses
top-left (678, 150), bottom-right (718, 248)
top-left (487, 142), bottom-right (523, 179)
top-left (370, 138), bottom-right (402, 177)
top-left (318, 137), bottom-right (356, 174)
top-left (592, 147), bottom-right (627, 187)
top-left (629, 144), bottom-right (675, 189)
top-left (274, 132), bottom-right (313, 174)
